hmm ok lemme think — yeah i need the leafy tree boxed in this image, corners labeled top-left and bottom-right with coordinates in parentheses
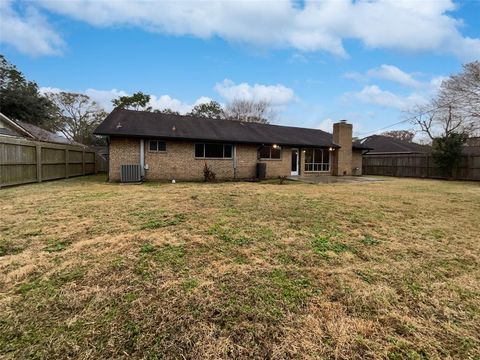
top-left (153, 108), bottom-right (180, 115)
top-left (381, 130), bottom-right (415, 142)
top-left (224, 99), bottom-right (274, 124)
top-left (112, 91), bottom-right (152, 111)
top-left (0, 54), bottom-right (56, 129)
top-left (188, 101), bottom-right (224, 119)
top-left (432, 132), bottom-right (467, 179)
top-left (46, 92), bottom-right (107, 146)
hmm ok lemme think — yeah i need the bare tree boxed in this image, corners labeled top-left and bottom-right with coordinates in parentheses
top-left (410, 61), bottom-right (480, 140)
top-left (224, 99), bottom-right (275, 124)
top-left (437, 61), bottom-right (479, 134)
top-left (46, 92), bottom-right (107, 145)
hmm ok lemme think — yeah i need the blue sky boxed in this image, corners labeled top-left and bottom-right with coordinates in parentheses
top-left (1, 0), bottom-right (479, 137)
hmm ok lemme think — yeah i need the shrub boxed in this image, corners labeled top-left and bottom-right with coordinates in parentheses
top-left (432, 132), bottom-right (467, 179)
top-left (203, 162), bottom-right (216, 182)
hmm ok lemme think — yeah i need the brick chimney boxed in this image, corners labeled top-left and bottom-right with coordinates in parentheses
top-left (332, 120), bottom-right (352, 176)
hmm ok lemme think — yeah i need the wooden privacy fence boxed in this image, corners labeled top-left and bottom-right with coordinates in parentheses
top-left (363, 154), bottom-right (480, 181)
top-left (0, 136), bottom-right (99, 188)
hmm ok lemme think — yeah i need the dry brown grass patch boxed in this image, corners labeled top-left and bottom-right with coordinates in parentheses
top-left (0, 175), bottom-right (479, 359)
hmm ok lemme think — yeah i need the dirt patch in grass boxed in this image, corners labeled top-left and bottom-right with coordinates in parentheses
top-left (0, 175), bottom-right (479, 359)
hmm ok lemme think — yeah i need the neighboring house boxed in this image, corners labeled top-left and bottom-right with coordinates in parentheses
top-left (94, 109), bottom-right (370, 182)
top-left (0, 112), bottom-right (85, 147)
top-left (360, 135), bottom-right (430, 155)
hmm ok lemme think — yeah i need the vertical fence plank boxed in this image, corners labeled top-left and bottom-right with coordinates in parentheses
top-left (82, 150), bottom-right (86, 175)
top-left (65, 149), bottom-right (69, 178)
top-left (36, 144), bottom-right (42, 183)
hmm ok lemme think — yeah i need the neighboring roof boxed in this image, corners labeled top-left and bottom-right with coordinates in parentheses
top-left (360, 135), bottom-right (430, 154)
top-left (0, 112), bottom-right (34, 138)
top-left (0, 127), bottom-right (19, 137)
top-left (15, 120), bottom-right (79, 145)
top-left (0, 112), bottom-right (84, 146)
top-left (95, 109), bottom-right (364, 149)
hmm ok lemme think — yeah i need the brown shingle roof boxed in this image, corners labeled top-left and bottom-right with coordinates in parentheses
top-left (361, 135), bottom-right (430, 154)
top-left (95, 109), bottom-right (355, 148)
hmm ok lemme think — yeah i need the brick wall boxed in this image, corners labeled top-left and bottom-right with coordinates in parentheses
top-left (352, 150), bottom-right (363, 175)
top-left (109, 138), bottom-right (140, 181)
top-left (109, 138), bottom-right (292, 181)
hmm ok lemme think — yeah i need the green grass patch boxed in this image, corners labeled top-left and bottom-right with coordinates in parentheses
top-left (140, 213), bottom-right (186, 230)
top-left (43, 239), bottom-right (71, 252)
top-left (312, 234), bottom-right (351, 255)
top-left (361, 235), bottom-right (381, 245)
top-left (181, 278), bottom-right (199, 292)
top-left (209, 223), bottom-right (252, 245)
top-left (0, 240), bottom-right (25, 256)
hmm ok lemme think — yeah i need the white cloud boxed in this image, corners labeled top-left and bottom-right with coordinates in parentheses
top-left (316, 118), bottom-right (335, 132)
top-left (343, 64), bottom-right (449, 111)
top-left (345, 64), bottom-right (435, 89)
top-left (366, 65), bottom-right (422, 88)
top-left (0, 0), bottom-right (64, 56)
top-left (346, 85), bottom-right (427, 110)
top-left (214, 79), bottom-right (295, 106)
top-left (40, 87), bottom-right (212, 113)
top-left (29, 0), bottom-right (480, 60)
top-left (315, 117), bottom-right (363, 136)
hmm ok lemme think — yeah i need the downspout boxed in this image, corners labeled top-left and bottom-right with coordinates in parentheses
top-left (140, 139), bottom-right (145, 180)
top-left (233, 144), bottom-right (237, 179)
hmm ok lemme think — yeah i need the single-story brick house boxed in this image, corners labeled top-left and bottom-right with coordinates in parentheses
top-left (94, 109), bottom-right (370, 182)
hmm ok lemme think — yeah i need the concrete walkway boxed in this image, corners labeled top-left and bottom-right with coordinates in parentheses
top-left (287, 175), bottom-right (385, 184)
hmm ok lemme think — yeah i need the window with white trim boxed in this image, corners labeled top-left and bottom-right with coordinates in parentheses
top-left (195, 143), bottom-right (233, 159)
top-left (304, 148), bottom-right (330, 172)
top-left (149, 140), bottom-right (166, 152)
top-left (258, 145), bottom-right (281, 160)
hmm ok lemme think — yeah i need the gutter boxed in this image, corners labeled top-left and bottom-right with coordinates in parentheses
top-left (140, 139), bottom-right (145, 179)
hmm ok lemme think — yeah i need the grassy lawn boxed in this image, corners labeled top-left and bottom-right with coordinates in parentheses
top-left (1, 175), bottom-right (479, 359)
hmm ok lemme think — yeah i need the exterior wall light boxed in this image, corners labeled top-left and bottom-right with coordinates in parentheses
top-left (328, 147), bottom-right (334, 152)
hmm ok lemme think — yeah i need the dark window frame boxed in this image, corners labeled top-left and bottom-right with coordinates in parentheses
top-left (194, 143), bottom-right (233, 159)
top-left (148, 140), bottom-right (167, 152)
top-left (304, 148), bottom-right (330, 172)
top-left (258, 145), bottom-right (282, 160)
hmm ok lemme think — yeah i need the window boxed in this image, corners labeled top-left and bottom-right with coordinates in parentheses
top-left (304, 148), bottom-right (330, 172)
top-left (258, 145), bottom-right (281, 160)
top-left (149, 140), bottom-right (166, 152)
top-left (195, 143), bottom-right (233, 159)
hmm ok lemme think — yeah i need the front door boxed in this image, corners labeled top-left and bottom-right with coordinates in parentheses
top-left (291, 148), bottom-right (299, 176)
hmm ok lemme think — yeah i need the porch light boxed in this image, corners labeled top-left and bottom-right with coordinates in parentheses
top-left (328, 147), bottom-right (334, 152)
top-left (272, 144), bottom-right (280, 149)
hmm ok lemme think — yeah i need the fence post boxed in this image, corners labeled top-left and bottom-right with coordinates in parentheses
top-left (36, 144), bottom-right (42, 183)
top-left (82, 150), bottom-right (86, 175)
top-left (426, 155), bottom-right (429, 178)
top-left (65, 148), bottom-right (69, 178)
